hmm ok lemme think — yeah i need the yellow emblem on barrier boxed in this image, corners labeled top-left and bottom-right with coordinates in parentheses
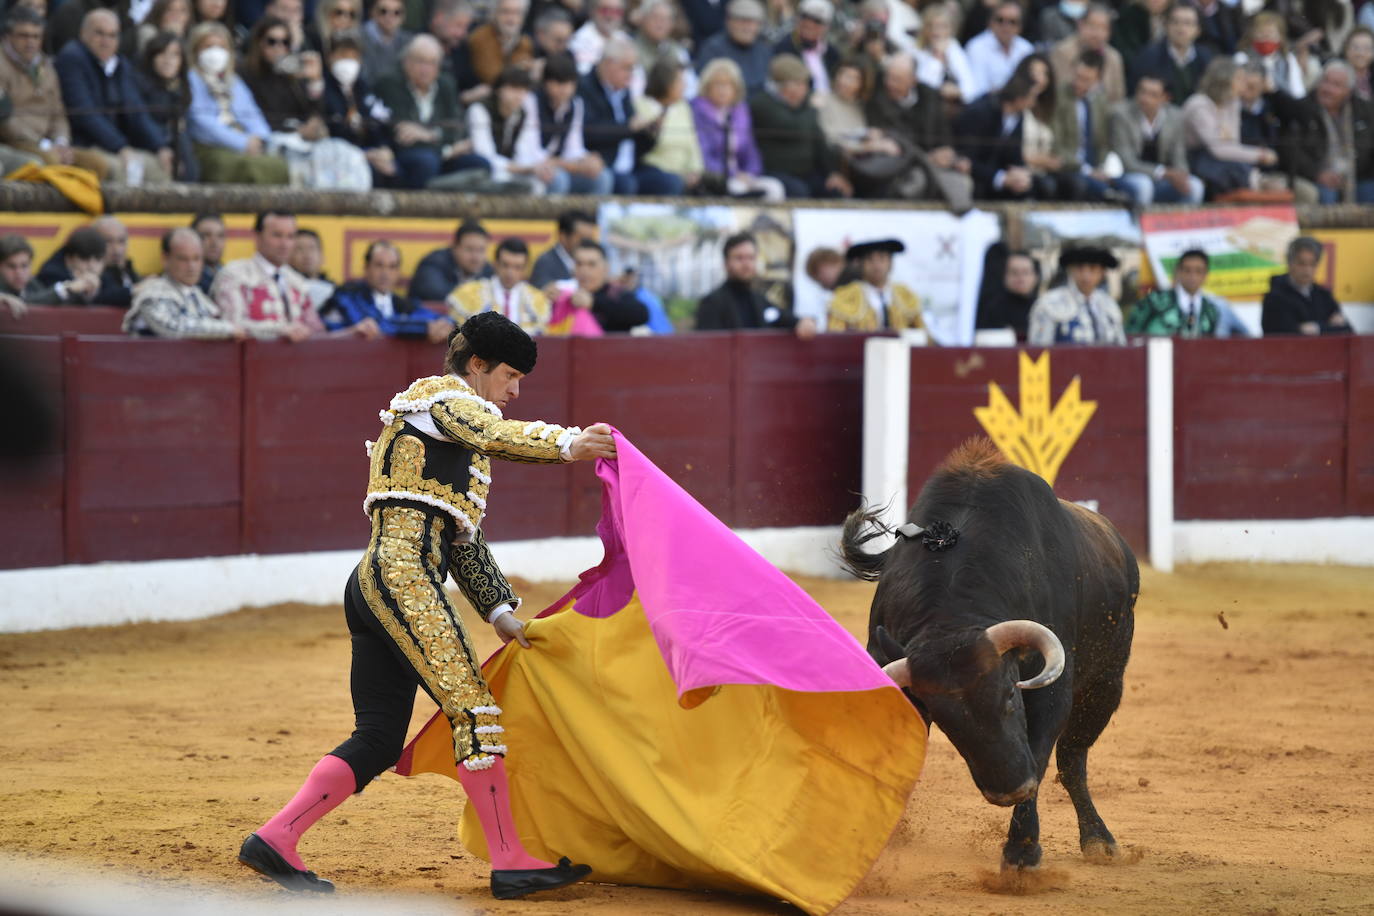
top-left (973, 351), bottom-right (1096, 487)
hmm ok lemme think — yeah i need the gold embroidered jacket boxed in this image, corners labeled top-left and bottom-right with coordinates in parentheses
top-left (826, 282), bottom-right (924, 332)
top-left (363, 375), bottom-right (581, 616)
top-left (446, 278), bottom-right (551, 334)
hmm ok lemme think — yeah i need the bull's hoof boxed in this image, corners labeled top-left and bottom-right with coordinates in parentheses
top-left (1000, 841), bottom-right (1043, 871)
top-left (1082, 838), bottom-right (1140, 865)
top-left (1000, 860), bottom-right (1041, 873)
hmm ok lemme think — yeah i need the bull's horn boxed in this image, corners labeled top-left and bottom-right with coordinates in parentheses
top-left (983, 620), bottom-right (1066, 690)
top-left (882, 657), bottom-right (911, 687)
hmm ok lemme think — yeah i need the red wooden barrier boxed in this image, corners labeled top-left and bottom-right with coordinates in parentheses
top-left (62, 337), bottom-right (242, 563)
top-left (0, 336), bottom-right (64, 567)
top-left (0, 306), bottom-right (126, 337)
top-left (908, 347), bottom-right (1149, 554)
top-left (1173, 338), bottom-right (1349, 520)
top-left (1346, 338), bottom-right (1374, 516)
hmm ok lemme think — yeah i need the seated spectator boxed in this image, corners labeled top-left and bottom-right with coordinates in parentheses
top-left (447, 236), bottom-right (550, 333)
top-left (680, 0), bottom-right (727, 49)
top-left (579, 37), bottom-right (682, 194)
top-left (306, 0), bottom-right (362, 58)
top-left (1051, 50), bottom-right (1131, 202)
top-left (1343, 27), bottom-right (1373, 101)
top-left (31, 225), bottom-right (105, 306)
top-left (1126, 248), bottom-right (1249, 337)
top-left (134, 30), bottom-right (198, 181)
top-left (815, 56), bottom-right (877, 154)
top-left (468, 65), bottom-right (549, 189)
top-left (262, 0), bottom-right (310, 60)
top-left (531, 6), bottom-right (575, 76)
top-left (1036, 0), bottom-right (1080, 49)
top-left (848, 7), bottom-right (896, 79)
top-left (975, 247), bottom-right (1040, 341)
top-left (1280, 60), bottom-right (1374, 204)
top-left (467, 0), bottom-right (533, 86)
top-left (194, 0), bottom-right (238, 38)
top-left (1110, 74), bottom-right (1205, 204)
top-left (1050, 5), bottom-right (1126, 104)
top-left (322, 30), bottom-right (397, 183)
top-left (1195, 0), bottom-right (1239, 57)
top-left (636, 56), bottom-right (703, 192)
top-left (773, 0), bottom-right (838, 96)
top-left (632, 0), bottom-right (694, 98)
top-left (1129, 2), bottom-right (1212, 103)
top-left (321, 240), bottom-right (451, 340)
top-left (1027, 246), bottom-right (1125, 346)
top-left (805, 245), bottom-right (844, 293)
top-left (1235, 11), bottom-right (1308, 100)
top-left (864, 51), bottom-right (972, 205)
top-left (964, 0), bottom-right (1032, 99)
top-left (955, 71), bottom-right (1052, 199)
top-left (694, 0), bottom-right (770, 95)
top-left (692, 56), bottom-right (783, 200)
top-left (0, 234), bottom-right (57, 308)
top-left (186, 21), bottom-right (290, 183)
top-left (1237, 59), bottom-right (1283, 151)
top-left (1182, 56), bottom-right (1279, 197)
top-left (124, 0), bottom-right (191, 57)
top-left (361, 0), bottom-right (412, 84)
top-left (530, 208), bottom-right (596, 290)
top-left (289, 228), bottom-right (335, 310)
top-left (124, 228), bottom-right (246, 338)
top-left (210, 209), bottom-right (319, 339)
top-left (569, 0), bottom-right (630, 75)
top-left (827, 238), bottom-right (922, 332)
top-left (1016, 52), bottom-right (1068, 195)
top-left (0, 6), bottom-right (111, 176)
top-left (1112, 0), bottom-right (1169, 62)
top-left (92, 215), bottom-right (139, 308)
top-left (749, 53), bottom-right (851, 199)
top-left (695, 231), bottom-right (813, 336)
top-left (375, 34), bottom-right (488, 189)
top-left (241, 17), bottom-right (326, 139)
top-left (551, 240), bottom-right (647, 332)
top-left (192, 211), bottom-right (225, 293)
top-left (1262, 236), bottom-right (1352, 336)
top-left (428, 0), bottom-right (475, 84)
top-left (410, 219), bottom-right (493, 302)
top-left (55, 9), bottom-right (174, 183)
top-left (914, 3), bottom-right (976, 104)
top-left (528, 52), bottom-right (613, 194)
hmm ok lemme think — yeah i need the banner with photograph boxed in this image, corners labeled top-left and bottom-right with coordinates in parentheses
top-left (791, 208), bottom-right (1000, 345)
top-left (1140, 206), bottom-right (1299, 300)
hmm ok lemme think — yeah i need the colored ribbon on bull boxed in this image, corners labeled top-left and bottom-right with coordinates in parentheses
top-left (394, 432), bottom-right (926, 915)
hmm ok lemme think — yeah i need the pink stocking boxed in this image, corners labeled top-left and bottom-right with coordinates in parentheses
top-left (255, 754), bottom-right (356, 870)
top-left (457, 757), bottom-right (554, 871)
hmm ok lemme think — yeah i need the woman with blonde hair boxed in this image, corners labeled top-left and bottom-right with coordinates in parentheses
top-left (1235, 11), bottom-right (1310, 98)
top-left (185, 21), bottom-right (289, 183)
top-left (914, 3), bottom-right (976, 104)
top-left (1182, 56), bottom-right (1278, 197)
top-left (690, 56), bottom-right (784, 199)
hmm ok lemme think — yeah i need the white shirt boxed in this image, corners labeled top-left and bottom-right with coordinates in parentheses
top-left (468, 102), bottom-right (546, 180)
top-left (569, 22), bottom-right (630, 75)
top-left (862, 281), bottom-right (892, 327)
top-left (915, 42), bottom-right (977, 103)
top-left (373, 290), bottom-right (395, 319)
top-left (965, 30), bottom-right (1032, 99)
top-left (410, 81), bottom-right (437, 123)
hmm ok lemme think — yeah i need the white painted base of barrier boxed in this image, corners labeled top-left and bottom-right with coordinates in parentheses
top-left (0, 526), bottom-right (849, 634)
top-left (1172, 518), bottom-right (1374, 566)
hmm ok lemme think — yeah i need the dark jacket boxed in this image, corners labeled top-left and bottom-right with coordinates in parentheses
top-left (695, 280), bottom-right (796, 331)
top-left (1260, 273), bottom-right (1351, 335)
top-left (771, 33), bottom-right (840, 86)
top-left (976, 289), bottom-right (1036, 340)
top-left (133, 69), bottom-right (197, 181)
top-left (693, 32), bottom-right (771, 93)
top-left (323, 72), bottom-right (389, 148)
top-left (37, 250), bottom-right (139, 308)
top-left (319, 280), bottom-right (444, 337)
top-left (1197, 2), bottom-right (1240, 56)
top-left (1278, 95), bottom-right (1374, 186)
top-left (1240, 94), bottom-right (1283, 149)
top-left (954, 93), bottom-right (1025, 195)
top-left (529, 244), bottom-right (573, 290)
top-left (55, 40), bottom-right (167, 153)
top-left (373, 72), bottom-right (465, 148)
top-left (588, 283), bottom-right (648, 332)
top-left (408, 247), bottom-right (493, 302)
top-left (866, 83), bottom-right (952, 153)
top-left (1128, 40), bottom-right (1212, 101)
top-left (242, 67), bottom-right (322, 132)
top-left (748, 89), bottom-right (833, 179)
top-left (679, 0), bottom-right (727, 47)
top-left (577, 71), bottom-right (654, 169)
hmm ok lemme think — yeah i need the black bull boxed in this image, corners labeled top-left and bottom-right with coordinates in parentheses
top-left (841, 440), bottom-right (1138, 870)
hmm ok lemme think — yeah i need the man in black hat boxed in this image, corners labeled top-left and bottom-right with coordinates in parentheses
top-left (695, 232), bottom-right (816, 337)
top-left (826, 238), bottom-right (924, 332)
top-left (240, 312), bottom-right (613, 900)
top-left (1027, 246), bottom-right (1126, 345)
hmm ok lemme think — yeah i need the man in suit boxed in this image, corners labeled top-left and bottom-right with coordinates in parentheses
top-left (1261, 236), bottom-right (1352, 336)
top-left (448, 237), bottom-right (551, 334)
top-left (1279, 60), bottom-right (1374, 204)
top-left (693, 0), bottom-right (771, 94)
top-left (1049, 4), bottom-right (1126, 104)
top-left (955, 70), bottom-right (1047, 199)
top-left (374, 33), bottom-right (489, 189)
top-left (124, 229), bottom-right (246, 340)
top-left (529, 209), bottom-right (597, 291)
top-left (1128, 3), bottom-right (1212, 102)
top-left (1052, 50), bottom-right (1128, 202)
top-left (578, 36), bottom-right (681, 194)
top-left (695, 232), bottom-right (813, 336)
top-left (210, 211), bottom-right (320, 341)
top-left (410, 219), bottom-right (495, 303)
top-left (1109, 74), bottom-right (1205, 204)
top-left (54, 8), bottom-right (171, 183)
top-left (321, 240), bottom-right (452, 340)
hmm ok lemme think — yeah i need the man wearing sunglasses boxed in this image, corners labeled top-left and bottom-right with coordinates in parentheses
top-left (363, 0), bottom-right (416, 83)
top-left (965, 0), bottom-right (1032, 98)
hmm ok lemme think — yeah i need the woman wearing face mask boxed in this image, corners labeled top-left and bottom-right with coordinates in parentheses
top-left (135, 31), bottom-right (200, 180)
top-left (241, 17), bottom-right (328, 141)
top-left (1235, 12), bottom-right (1308, 98)
top-left (322, 31), bottom-right (398, 183)
top-left (185, 21), bottom-right (290, 183)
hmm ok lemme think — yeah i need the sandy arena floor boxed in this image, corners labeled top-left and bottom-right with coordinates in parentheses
top-left (1, 563), bottom-right (1372, 915)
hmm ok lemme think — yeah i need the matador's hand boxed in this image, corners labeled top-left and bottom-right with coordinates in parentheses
top-left (493, 612), bottom-right (531, 648)
top-left (568, 423), bottom-right (616, 462)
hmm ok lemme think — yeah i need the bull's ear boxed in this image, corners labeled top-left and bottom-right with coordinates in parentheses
top-left (874, 626), bottom-right (908, 664)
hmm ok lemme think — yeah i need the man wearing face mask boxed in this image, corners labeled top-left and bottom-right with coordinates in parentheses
top-left (323, 31), bottom-right (398, 183)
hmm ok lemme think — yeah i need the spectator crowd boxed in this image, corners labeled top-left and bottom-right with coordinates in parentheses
top-left (0, 0), bottom-right (1371, 202)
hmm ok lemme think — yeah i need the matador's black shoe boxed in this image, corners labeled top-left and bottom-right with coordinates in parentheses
top-left (237, 833), bottom-right (335, 893)
top-left (491, 857), bottom-right (592, 899)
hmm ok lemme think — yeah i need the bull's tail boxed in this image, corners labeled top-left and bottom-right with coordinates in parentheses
top-left (838, 503), bottom-right (893, 582)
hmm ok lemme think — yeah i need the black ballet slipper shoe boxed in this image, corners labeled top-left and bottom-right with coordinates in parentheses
top-left (237, 833), bottom-right (335, 893)
top-left (490, 857), bottom-right (592, 899)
